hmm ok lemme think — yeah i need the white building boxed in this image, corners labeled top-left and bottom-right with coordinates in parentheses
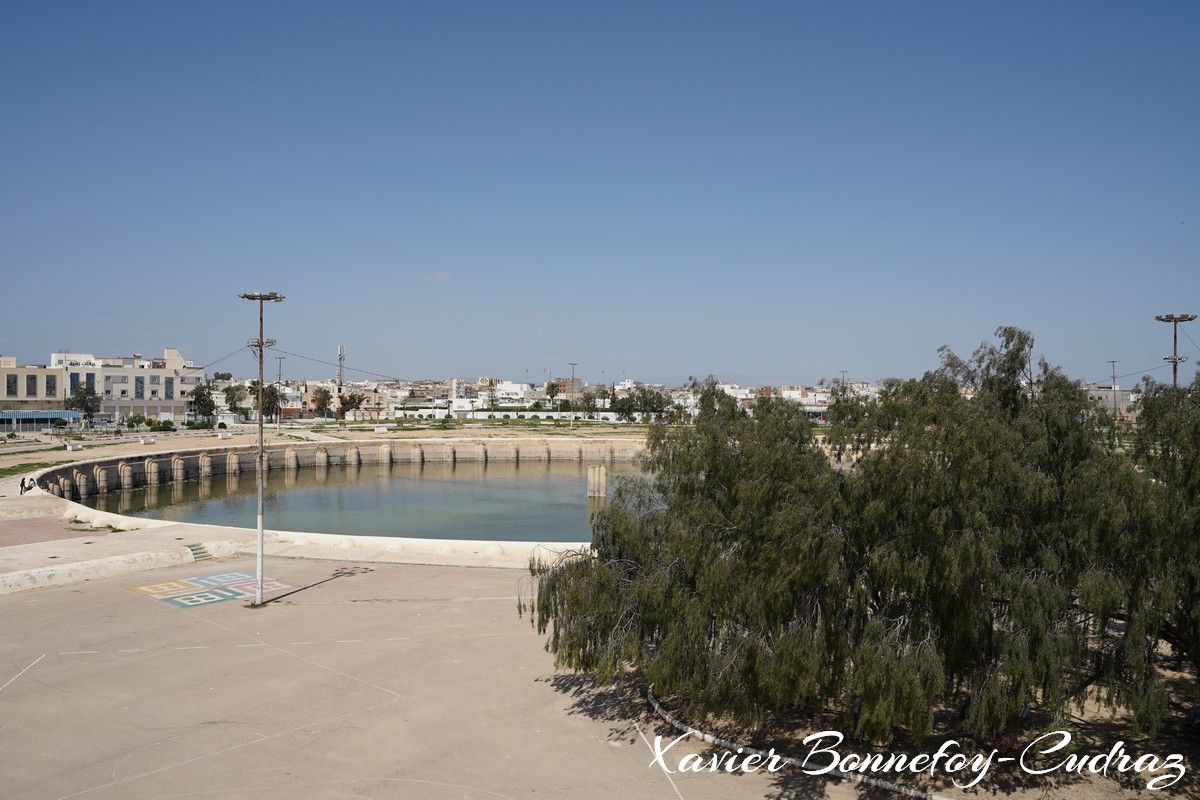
top-left (54, 348), bottom-right (205, 422)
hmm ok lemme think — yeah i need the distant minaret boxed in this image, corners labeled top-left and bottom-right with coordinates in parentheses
top-left (337, 345), bottom-right (345, 388)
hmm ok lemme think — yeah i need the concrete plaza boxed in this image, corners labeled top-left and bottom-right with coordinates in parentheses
top-left (0, 552), bottom-right (850, 800)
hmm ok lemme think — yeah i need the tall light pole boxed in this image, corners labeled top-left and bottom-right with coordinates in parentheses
top-left (1155, 313), bottom-right (1197, 388)
top-left (239, 292), bottom-right (284, 607)
top-left (569, 362), bottom-right (578, 427)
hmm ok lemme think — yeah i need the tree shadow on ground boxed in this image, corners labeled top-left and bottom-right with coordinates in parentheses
top-left (541, 673), bottom-right (648, 745)
top-left (540, 674), bottom-right (829, 799)
top-left (541, 673), bottom-right (1199, 799)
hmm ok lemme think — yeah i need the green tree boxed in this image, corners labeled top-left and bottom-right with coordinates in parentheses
top-left (248, 381), bottom-right (281, 421)
top-left (525, 330), bottom-right (1185, 744)
top-left (1132, 374), bottom-right (1200, 678)
top-left (545, 382), bottom-right (560, 404)
top-left (338, 391), bottom-right (366, 419)
top-left (312, 387), bottom-right (333, 418)
top-left (64, 383), bottom-right (102, 423)
top-left (189, 381), bottom-right (217, 423)
top-left (610, 395), bottom-right (636, 421)
top-left (212, 371), bottom-right (233, 381)
top-left (634, 384), bottom-right (668, 419)
top-left (223, 384), bottom-right (247, 419)
top-left (580, 390), bottom-right (598, 418)
top-left (488, 379), bottom-right (498, 412)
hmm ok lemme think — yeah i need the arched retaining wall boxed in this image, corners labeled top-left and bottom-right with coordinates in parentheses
top-left (37, 437), bottom-right (645, 501)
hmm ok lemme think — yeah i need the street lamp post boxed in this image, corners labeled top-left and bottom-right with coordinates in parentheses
top-left (239, 292), bottom-right (285, 606)
top-left (1155, 313), bottom-right (1197, 388)
top-left (569, 362), bottom-right (578, 427)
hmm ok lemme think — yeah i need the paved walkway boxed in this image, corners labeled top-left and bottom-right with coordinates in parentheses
top-left (2, 555), bottom-right (841, 800)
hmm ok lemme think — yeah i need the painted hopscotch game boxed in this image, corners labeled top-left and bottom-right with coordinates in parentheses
top-left (128, 572), bottom-right (292, 608)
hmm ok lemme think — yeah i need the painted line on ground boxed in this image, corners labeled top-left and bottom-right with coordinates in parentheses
top-left (635, 721), bottom-right (686, 800)
top-left (0, 653), bottom-right (46, 694)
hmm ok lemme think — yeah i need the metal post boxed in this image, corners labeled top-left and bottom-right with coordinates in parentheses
top-left (239, 292), bottom-right (284, 606)
top-left (255, 303), bottom-right (264, 605)
top-left (1107, 360), bottom-right (1119, 420)
top-left (569, 362), bottom-right (578, 427)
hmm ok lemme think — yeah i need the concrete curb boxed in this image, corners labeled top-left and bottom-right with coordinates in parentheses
top-left (0, 547), bottom-right (196, 595)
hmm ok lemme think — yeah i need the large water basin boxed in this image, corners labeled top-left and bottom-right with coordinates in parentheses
top-left (79, 460), bottom-right (641, 542)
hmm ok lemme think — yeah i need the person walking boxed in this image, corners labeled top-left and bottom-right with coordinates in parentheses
top-left (19, 477), bottom-right (27, 495)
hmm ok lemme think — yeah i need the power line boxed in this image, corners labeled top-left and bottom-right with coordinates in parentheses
top-left (179, 345), bottom-right (257, 378)
top-left (1180, 323), bottom-right (1200, 358)
top-left (270, 347), bottom-right (402, 382)
top-left (1115, 363), bottom-right (1170, 382)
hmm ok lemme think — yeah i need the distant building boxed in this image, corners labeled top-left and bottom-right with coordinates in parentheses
top-left (1, 355), bottom-right (63, 409)
top-left (1, 355), bottom-right (67, 429)
top-left (1083, 382), bottom-right (1135, 421)
top-left (3, 347), bottom-right (204, 424)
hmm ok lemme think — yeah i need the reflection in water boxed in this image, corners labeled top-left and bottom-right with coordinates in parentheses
top-left (82, 461), bottom-right (641, 543)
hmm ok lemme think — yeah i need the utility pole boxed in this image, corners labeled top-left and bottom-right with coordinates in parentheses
top-left (1107, 360), bottom-right (1119, 419)
top-left (569, 362), bottom-right (578, 427)
top-left (275, 355), bottom-right (286, 435)
top-left (1155, 314), bottom-right (1196, 388)
top-left (239, 292), bottom-right (284, 607)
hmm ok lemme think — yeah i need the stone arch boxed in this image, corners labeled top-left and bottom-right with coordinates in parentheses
top-left (315, 447), bottom-right (329, 467)
top-left (285, 448), bottom-right (300, 469)
top-left (145, 459), bottom-right (160, 485)
top-left (199, 453), bottom-right (213, 478)
top-left (346, 446), bottom-right (361, 466)
top-left (379, 444), bottom-right (393, 465)
top-left (226, 451), bottom-right (241, 474)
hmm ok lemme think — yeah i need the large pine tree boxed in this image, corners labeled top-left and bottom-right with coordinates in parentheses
top-left (525, 328), bottom-right (1194, 742)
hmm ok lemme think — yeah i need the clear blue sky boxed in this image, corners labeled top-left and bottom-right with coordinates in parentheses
top-left (3, 1), bottom-right (1197, 388)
